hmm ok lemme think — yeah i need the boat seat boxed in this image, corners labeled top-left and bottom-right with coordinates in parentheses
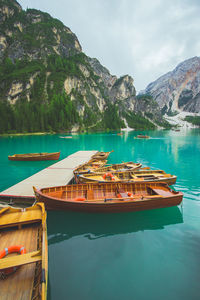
top-left (147, 186), bottom-right (172, 197)
top-left (130, 174), bottom-right (137, 178)
top-left (151, 188), bottom-right (172, 197)
top-left (0, 250), bottom-right (41, 269)
top-left (143, 176), bottom-right (158, 180)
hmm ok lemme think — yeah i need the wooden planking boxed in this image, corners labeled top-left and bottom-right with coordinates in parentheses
top-left (0, 208), bottom-right (42, 228)
top-left (0, 150), bottom-right (98, 198)
top-left (151, 188), bottom-right (174, 197)
top-left (0, 225), bottom-right (39, 300)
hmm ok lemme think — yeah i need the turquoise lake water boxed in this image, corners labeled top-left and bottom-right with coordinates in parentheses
top-left (0, 130), bottom-right (200, 300)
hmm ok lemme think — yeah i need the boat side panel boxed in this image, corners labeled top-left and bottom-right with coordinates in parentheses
top-left (37, 193), bottom-right (182, 213)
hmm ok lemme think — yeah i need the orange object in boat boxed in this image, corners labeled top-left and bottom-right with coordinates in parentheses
top-left (102, 173), bottom-right (115, 181)
top-left (0, 245), bottom-right (26, 277)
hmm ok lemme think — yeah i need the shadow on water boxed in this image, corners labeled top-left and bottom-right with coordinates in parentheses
top-left (47, 206), bottom-right (183, 244)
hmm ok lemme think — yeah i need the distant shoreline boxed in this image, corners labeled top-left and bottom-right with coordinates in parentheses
top-left (0, 132), bottom-right (51, 137)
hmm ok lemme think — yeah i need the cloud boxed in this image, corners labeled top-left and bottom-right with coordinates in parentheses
top-left (19, 0), bottom-right (200, 91)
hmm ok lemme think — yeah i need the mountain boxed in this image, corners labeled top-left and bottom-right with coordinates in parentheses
top-left (144, 57), bottom-right (200, 115)
top-left (0, 0), bottom-right (168, 133)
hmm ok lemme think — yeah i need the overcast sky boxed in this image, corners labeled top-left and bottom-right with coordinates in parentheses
top-left (18, 0), bottom-right (200, 92)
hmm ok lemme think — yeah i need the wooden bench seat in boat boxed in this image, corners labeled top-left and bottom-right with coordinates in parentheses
top-left (150, 187), bottom-right (173, 197)
top-left (0, 208), bottom-right (42, 228)
top-left (0, 250), bottom-right (41, 269)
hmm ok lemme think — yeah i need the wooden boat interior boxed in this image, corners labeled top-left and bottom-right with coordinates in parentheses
top-left (39, 182), bottom-right (178, 203)
top-left (95, 162), bottom-right (142, 173)
top-left (77, 170), bottom-right (176, 183)
top-left (0, 203), bottom-right (47, 300)
top-left (11, 152), bottom-right (50, 157)
top-left (131, 170), bottom-right (174, 179)
top-left (73, 159), bottom-right (107, 174)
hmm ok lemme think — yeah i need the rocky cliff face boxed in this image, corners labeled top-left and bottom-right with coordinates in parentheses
top-left (144, 56), bottom-right (200, 114)
top-left (0, 0), bottom-right (166, 132)
top-left (0, 0), bottom-right (81, 62)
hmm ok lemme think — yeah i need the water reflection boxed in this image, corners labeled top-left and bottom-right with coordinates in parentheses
top-left (47, 206), bottom-right (183, 244)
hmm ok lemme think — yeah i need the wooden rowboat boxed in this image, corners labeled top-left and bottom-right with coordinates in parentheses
top-left (91, 150), bottom-right (114, 160)
top-left (8, 152), bottom-right (60, 161)
top-left (76, 169), bottom-right (177, 185)
top-left (73, 161), bottom-right (141, 183)
top-left (93, 162), bottom-right (142, 174)
top-left (0, 203), bottom-right (48, 299)
top-left (33, 182), bottom-right (183, 213)
top-left (8, 151), bottom-right (60, 161)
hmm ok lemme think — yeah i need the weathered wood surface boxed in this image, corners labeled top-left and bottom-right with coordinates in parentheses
top-left (0, 204), bottom-right (47, 300)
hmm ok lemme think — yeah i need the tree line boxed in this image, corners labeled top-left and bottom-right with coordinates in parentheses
top-left (0, 93), bottom-right (79, 133)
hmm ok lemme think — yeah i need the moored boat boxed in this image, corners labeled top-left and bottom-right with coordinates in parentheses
top-left (135, 135), bottom-right (150, 139)
top-left (91, 150), bottom-right (114, 160)
top-left (76, 169), bottom-right (177, 185)
top-left (8, 151), bottom-right (60, 161)
top-left (33, 182), bottom-right (183, 213)
top-left (93, 162), bottom-right (142, 173)
top-left (0, 203), bottom-right (48, 299)
top-left (73, 159), bottom-right (108, 179)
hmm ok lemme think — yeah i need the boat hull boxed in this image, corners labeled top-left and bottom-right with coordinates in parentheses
top-left (35, 194), bottom-right (182, 213)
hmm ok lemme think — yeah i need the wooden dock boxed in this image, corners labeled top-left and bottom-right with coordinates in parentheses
top-left (0, 150), bottom-right (97, 200)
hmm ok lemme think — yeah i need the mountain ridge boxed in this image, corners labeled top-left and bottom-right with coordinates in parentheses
top-left (144, 56), bottom-right (200, 115)
top-left (0, 0), bottom-right (169, 133)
